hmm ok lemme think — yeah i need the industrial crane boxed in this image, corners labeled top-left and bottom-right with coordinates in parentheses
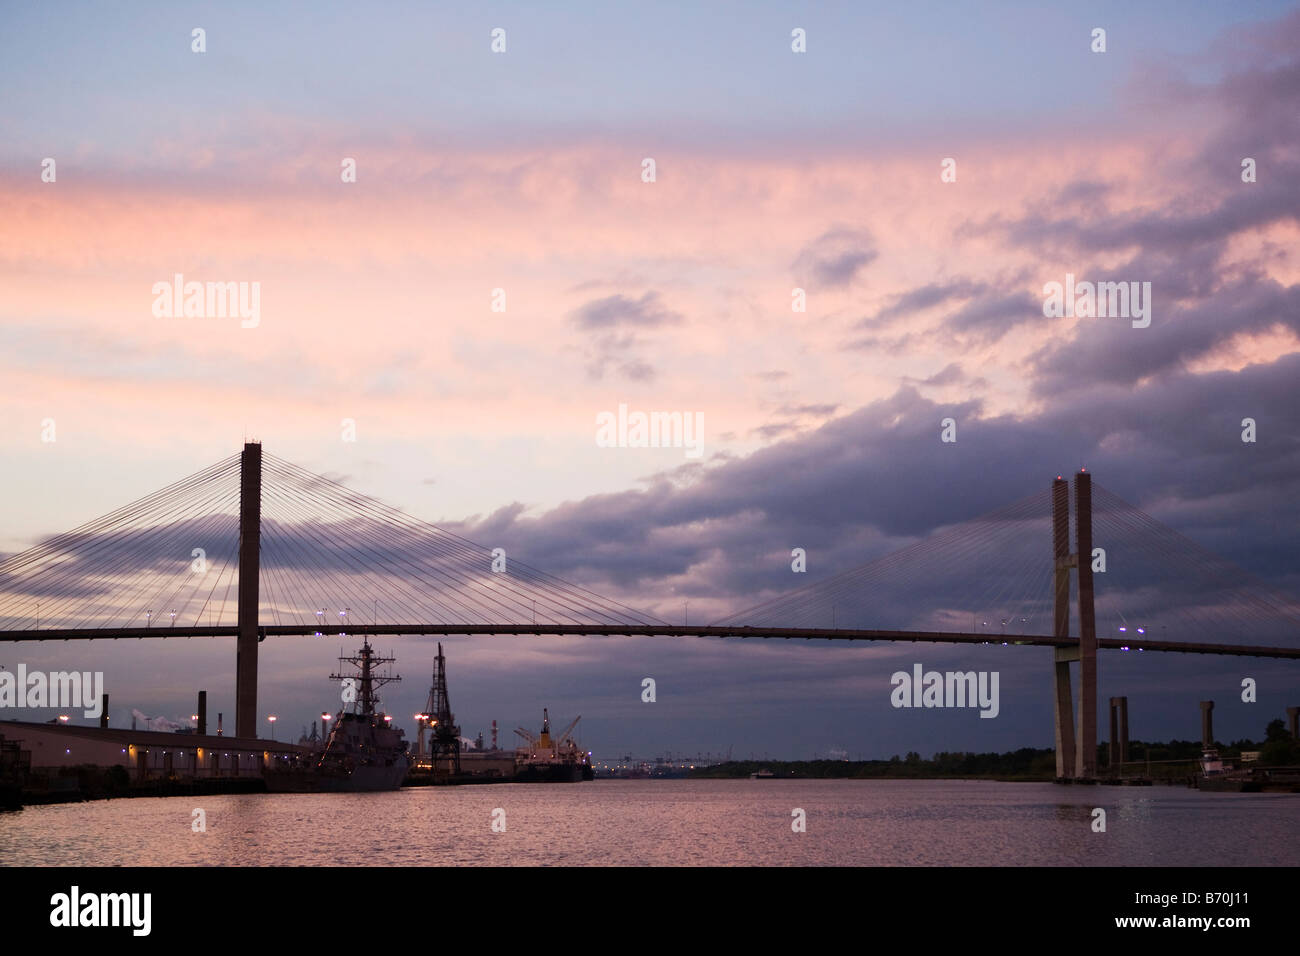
top-left (513, 710), bottom-right (581, 752)
top-left (556, 715), bottom-right (582, 746)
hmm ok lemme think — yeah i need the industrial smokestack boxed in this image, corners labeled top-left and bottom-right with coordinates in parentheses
top-left (197, 690), bottom-right (207, 736)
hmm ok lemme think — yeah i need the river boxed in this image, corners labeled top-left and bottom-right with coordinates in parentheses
top-left (1, 779), bottom-right (1296, 866)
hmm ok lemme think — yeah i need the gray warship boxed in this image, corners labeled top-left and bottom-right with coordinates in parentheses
top-left (265, 638), bottom-right (409, 793)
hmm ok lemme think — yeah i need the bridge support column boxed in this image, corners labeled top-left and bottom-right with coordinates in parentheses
top-left (1074, 472), bottom-right (1098, 780)
top-left (1109, 696), bottom-right (1128, 770)
top-left (1051, 478), bottom-right (1076, 778)
top-left (1118, 696), bottom-right (1128, 764)
top-left (1054, 650), bottom-right (1077, 777)
top-left (235, 442), bottom-right (262, 739)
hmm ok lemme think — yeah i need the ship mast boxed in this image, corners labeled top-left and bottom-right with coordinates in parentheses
top-left (330, 637), bottom-right (400, 717)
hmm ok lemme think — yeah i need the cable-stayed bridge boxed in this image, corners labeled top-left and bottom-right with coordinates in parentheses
top-left (1, 443), bottom-right (1297, 779)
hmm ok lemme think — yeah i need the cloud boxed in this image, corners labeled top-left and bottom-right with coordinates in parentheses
top-left (792, 228), bottom-right (877, 288)
top-left (859, 279), bottom-right (987, 330)
top-left (775, 403), bottom-right (839, 418)
top-left (569, 290), bottom-right (683, 381)
top-left (571, 291), bottom-right (682, 330)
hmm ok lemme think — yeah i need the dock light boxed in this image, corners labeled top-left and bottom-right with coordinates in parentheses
top-left (384, 716), bottom-right (392, 723)
top-left (1121, 646), bottom-right (1130, 651)
top-left (1136, 627), bottom-right (1145, 635)
top-left (1118, 626), bottom-right (1127, 633)
top-left (58, 714), bottom-right (69, 723)
top-left (191, 715), bottom-right (199, 722)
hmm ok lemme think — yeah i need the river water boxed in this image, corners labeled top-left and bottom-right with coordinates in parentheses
top-left (1, 779), bottom-right (1296, 866)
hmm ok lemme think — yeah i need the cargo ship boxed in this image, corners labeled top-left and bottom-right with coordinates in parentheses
top-left (513, 708), bottom-right (593, 782)
top-left (265, 639), bottom-right (409, 793)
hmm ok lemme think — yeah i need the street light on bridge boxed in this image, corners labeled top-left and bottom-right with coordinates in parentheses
top-left (268, 714), bottom-right (277, 740)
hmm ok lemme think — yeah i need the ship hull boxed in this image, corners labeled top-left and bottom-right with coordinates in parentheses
top-left (1197, 778), bottom-right (1260, 792)
top-left (265, 758), bottom-right (409, 793)
top-left (514, 762), bottom-right (587, 783)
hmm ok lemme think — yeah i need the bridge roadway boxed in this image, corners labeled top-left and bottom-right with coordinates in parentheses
top-left (0, 624), bottom-right (1296, 659)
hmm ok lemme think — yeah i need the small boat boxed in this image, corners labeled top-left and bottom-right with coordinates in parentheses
top-left (750, 769), bottom-right (775, 779)
top-left (1194, 749), bottom-right (1259, 793)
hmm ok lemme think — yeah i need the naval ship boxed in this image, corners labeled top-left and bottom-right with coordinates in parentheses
top-left (264, 639), bottom-right (409, 793)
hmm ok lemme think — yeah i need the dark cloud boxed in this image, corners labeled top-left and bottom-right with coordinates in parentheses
top-left (943, 290), bottom-right (1043, 344)
top-left (570, 290), bottom-right (681, 381)
top-left (571, 291), bottom-right (681, 330)
top-left (775, 403), bottom-right (839, 418)
top-left (917, 363), bottom-right (965, 387)
top-left (958, 24), bottom-right (1300, 395)
top-left (792, 228), bottom-right (877, 288)
top-left (750, 422), bottom-right (800, 441)
top-left (858, 279), bottom-right (986, 329)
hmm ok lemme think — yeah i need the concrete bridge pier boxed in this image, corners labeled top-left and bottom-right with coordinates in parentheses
top-left (1051, 472), bottom-right (1098, 780)
top-left (1108, 696), bottom-right (1128, 769)
top-left (1074, 472), bottom-right (1098, 779)
top-left (1052, 478), bottom-right (1076, 778)
top-left (235, 442), bottom-right (262, 739)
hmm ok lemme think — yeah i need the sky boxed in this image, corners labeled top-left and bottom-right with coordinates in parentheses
top-left (1, 1), bottom-right (1299, 760)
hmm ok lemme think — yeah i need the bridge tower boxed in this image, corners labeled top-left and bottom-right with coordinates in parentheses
top-left (1052, 471), bottom-right (1099, 779)
top-left (235, 441), bottom-right (262, 739)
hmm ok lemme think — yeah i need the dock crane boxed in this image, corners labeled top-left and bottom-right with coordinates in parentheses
top-left (416, 643), bottom-right (460, 775)
top-left (513, 708), bottom-right (581, 755)
top-left (556, 715), bottom-right (582, 747)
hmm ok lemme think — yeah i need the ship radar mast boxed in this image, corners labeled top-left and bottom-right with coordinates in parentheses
top-left (329, 637), bottom-right (401, 717)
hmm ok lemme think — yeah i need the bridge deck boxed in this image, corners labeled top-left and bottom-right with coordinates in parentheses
top-left (0, 624), bottom-right (1295, 658)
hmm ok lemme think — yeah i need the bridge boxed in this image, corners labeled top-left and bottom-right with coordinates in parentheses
top-left (2, 443), bottom-right (1298, 780)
